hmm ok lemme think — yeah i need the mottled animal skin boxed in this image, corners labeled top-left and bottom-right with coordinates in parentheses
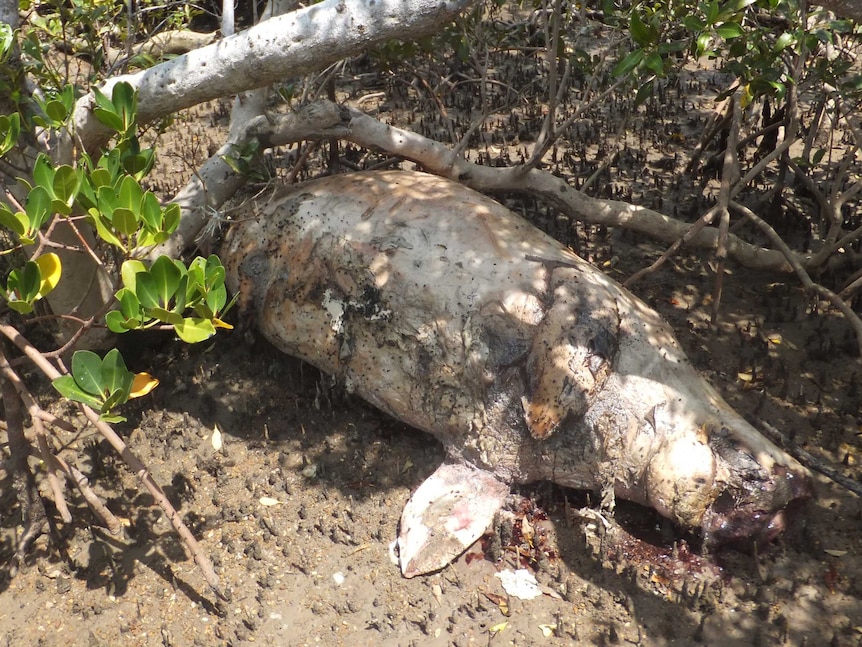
top-left (223, 171), bottom-right (810, 577)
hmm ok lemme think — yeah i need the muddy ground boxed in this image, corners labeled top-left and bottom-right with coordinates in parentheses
top-left (2, 16), bottom-right (862, 647)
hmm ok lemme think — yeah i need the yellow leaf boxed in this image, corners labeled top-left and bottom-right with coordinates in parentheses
top-left (539, 624), bottom-right (557, 637)
top-left (737, 372), bottom-right (753, 382)
top-left (35, 253), bottom-right (61, 297)
top-left (212, 318), bottom-right (234, 330)
top-left (824, 549), bottom-right (848, 557)
top-left (489, 622), bottom-right (507, 635)
top-left (129, 372), bottom-right (159, 398)
top-left (740, 84), bottom-right (753, 110)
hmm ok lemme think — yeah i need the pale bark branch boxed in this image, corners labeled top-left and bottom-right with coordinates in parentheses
top-left (70, 0), bottom-right (479, 155)
top-left (320, 103), bottom-right (801, 272)
top-left (149, 102), bottom-right (350, 260)
top-left (159, 100), bottom-right (814, 273)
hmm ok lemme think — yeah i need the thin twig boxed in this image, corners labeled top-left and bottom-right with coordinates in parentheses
top-left (685, 96), bottom-right (731, 174)
top-left (0, 359), bottom-right (48, 574)
top-left (0, 346), bottom-right (72, 523)
top-left (46, 450), bottom-right (124, 533)
top-left (711, 93), bottom-right (742, 324)
top-left (520, 72), bottom-right (626, 174)
top-left (624, 205), bottom-right (720, 288)
top-left (626, 87), bottom-right (801, 288)
top-left (730, 200), bottom-right (862, 357)
top-left (0, 323), bottom-right (227, 600)
top-left (758, 420), bottom-right (862, 497)
top-left (528, 0), bottom-right (563, 167)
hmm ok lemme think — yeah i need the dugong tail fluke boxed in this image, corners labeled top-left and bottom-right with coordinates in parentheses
top-left (223, 170), bottom-right (812, 578)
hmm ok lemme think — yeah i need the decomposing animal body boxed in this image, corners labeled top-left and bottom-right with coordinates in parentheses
top-left (223, 170), bottom-right (811, 577)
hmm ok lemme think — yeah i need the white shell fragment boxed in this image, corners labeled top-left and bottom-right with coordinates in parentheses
top-left (210, 424), bottom-right (223, 452)
top-left (495, 569), bottom-right (542, 600)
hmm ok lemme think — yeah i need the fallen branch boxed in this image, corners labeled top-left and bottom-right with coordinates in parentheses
top-left (317, 102), bottom-right (801, 272)
top-left (758, 420), bottom-right (862, 498)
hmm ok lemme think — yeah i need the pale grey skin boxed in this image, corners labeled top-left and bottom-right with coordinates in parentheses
top-left (224, 171), bottom-right (810, 576)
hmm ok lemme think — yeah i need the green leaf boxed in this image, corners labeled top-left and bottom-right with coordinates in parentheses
top-left (163, 203), bottom-right (180, 233)
top-left (644, 51), bottom-right (664, 75)
top-left (220, 154), bottom-right (246, 175)
top-left (0, 205), bottom-right (27, 237)
top-left (186, 256), bottom-right (207, 288)
top-left (97, 185), bottom-right (118, 216)
top-left (99, 413), bottom-right (127, 424)
top-left (629, 10), bottom-right (656, 48)
top-left (6, 299), bottom-right (34, 315)
top-left (106, 310), bottom-right (136, 333)
top-left (0, 112), bottom-right (20, 156)
top-left (45, 99), bottom-right (68, 124)
top-left (134, 272), bottom-right (160, 309)
top-left (111, 82), bottom-right (137, 133)
top-left (120, 259), bottom-right (147, 292)
top-left (696, 32), bottom-right (713, 58)
top-left (812, 148), bottom-right (826, 165)
top-left (612, 49), bottom-right (644, 77)
top-left (0, 22), bottom-right (13, 63)
top-left (715, 22), bottom-right (744, 39)
top-left (88, 209), bottom-right (125, 250)
top-left (148, 255), bottom-right (183, 307)
top-left (634, 80), bottom-right (655, 106)
top-left (50, 198), bottom-right (72, 217)
top-left (92, 92), bottom-right (124, 133)
top-left (92, 86), bottom-right (118, 114)
top-left (102, 387), bottom-right (129, 414)
top-left (115, 286), bottom-right (142, 317)
top-left (139, 191), bottom-right (162, 231)
top-left (174, 317), bottom-right (216, 343)
top-left (117, 175), bottom-right (144, 213)
top-left (682, 15), bottom-right (705, 31)
top-left (705, 0), bottom-right (720, 25)
top-left (147, 305), bottom-right (184, 326)
top-left (204, 256), bottom-right (225, 286)
top-left (71, 350), bottom-right (105, 396)
top-left (52, 165), bottom-right (80, 210)
top-left (111, 207), bottom-right (138, 236)
top-left (173, 274), bottom-right (189, 312)
top-left (51, 375), bottom-right (104, 409)
top-left (32, 155), bottom-right (55, 195)
top-left (90, 167), bottom-right (113, 189)
top-left (193, 301), bottom-right (215, 320)
top-left (17, 261), bottom-right (42, 303)
top-left (774, 32), bottom-right (795, 52)
top-left (123, 150), bottom-right (155, 179)
top-left (100, 348), bottom-right (134, 404)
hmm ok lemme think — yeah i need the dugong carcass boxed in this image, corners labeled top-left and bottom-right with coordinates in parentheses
top-left (223, 170), bottom-right (810, 577)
